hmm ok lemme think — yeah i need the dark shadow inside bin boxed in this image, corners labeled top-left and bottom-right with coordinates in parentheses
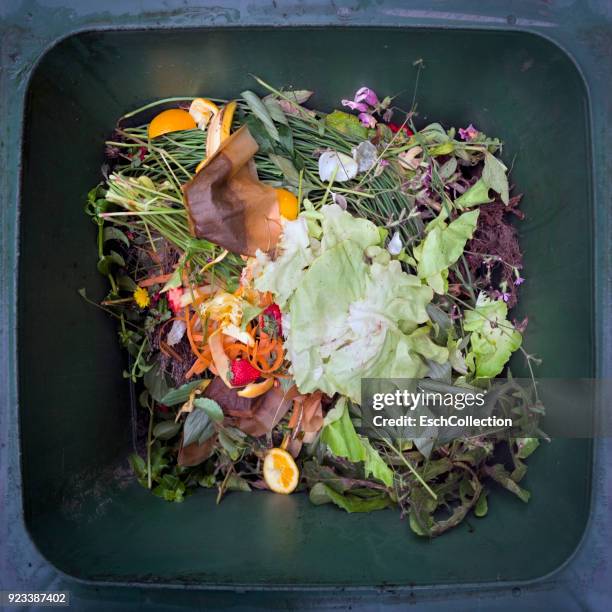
top-left (19, 28), bottom-right (592, 586)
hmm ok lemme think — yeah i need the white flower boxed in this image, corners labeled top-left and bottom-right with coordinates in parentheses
top-left (318, 151), bottom-right (358, 182)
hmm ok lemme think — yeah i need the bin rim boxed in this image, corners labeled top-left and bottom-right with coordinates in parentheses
top-left (1, 2), bottom-right (611, 609)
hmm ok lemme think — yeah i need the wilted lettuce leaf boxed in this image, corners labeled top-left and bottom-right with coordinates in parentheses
top-left (361, 437), bottom-right (394, 487)
top-left (463, 293), bottom-right (522, 378)
top-left (415, 210), bottom-right (479, 293)
top-left (256, 204), bottom-right (446, 403)
top-left (255, 217), bottom-right (314, 308)
top-left (482, 152), bottom-right (509, 205)
top-left (320, 399), bottom-right (394, 487)
top-left (454, 178), bottom-right (493, 209)
top-left (320, 398), bottom-right (366, 462)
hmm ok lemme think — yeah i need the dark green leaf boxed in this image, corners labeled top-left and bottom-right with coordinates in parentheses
top-left (153, 420), bottom-right (181, 440)
top-left (193, 397), bottom-right (224, 423)
top-left (128, 453), bottom-right (146, 479)
top-left (97, 250), bottom-right (126, 276)
top-left (226, 474), bottom-right (251, 492)
top-left (241, 90), bottom-right (280, 142)
top-left (277, 123), bottom-right (294, 156)
top-left (159, 380), bottom-right (206, 406)
top-left (268, 154), bottom-right (300, 186)
top-left (144, 359), bottom-right (171, 403)
top-left (103, 226), bottom-right (130, 247)
top-left (183, 408), bottom-right (214, 446)
top-left (485, 464), bottom-right (531, 503)
top-left (263, 96), bottom-right (288, 125)
top-left (309, 483), bottom-right (390, 513)
top-left (245, 115), bottom-right (275, 153)
top-left (117, 275), bottom-right (138, 292)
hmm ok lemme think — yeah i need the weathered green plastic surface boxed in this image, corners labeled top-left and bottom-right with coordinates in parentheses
top-left (1, 2), bottom-right (611, 610)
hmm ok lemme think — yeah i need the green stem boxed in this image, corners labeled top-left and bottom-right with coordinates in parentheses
top-left (385, 440), bottom-right (437, 500)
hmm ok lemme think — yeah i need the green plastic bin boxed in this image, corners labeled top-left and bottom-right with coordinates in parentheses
top-left (2, 2), bottom-right (611, 610)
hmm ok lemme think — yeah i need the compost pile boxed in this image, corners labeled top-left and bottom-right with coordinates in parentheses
top-left (84, 76), bottom-right (542, 536)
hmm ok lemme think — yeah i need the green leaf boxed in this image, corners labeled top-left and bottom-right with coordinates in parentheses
top-left (309, 483), bottom-right (390, 513)
top-left (308, 482), bottom-right (333, 505)
top-left (277, 123), bottom-right (294, 156)
top-left (193, 397), bottom-right (224, 423)
top-left (244, 115), bottom-right (276, 153)
top-left (183, 407), bottom-right (215, 447)
top-left (128, 453), bottom-right (146, 479)
top-left (482, 152), bottom-right (509, 204)
top-left (153, 420), bottom-right (181, 440)
top-left (117, 275), bottom-right (137, 292)
top-left (415, 210), bottom-right (479, 293)
top-left (515, 437), bottom-right (540, 459)
top-left (464, 293), bottom-right (522, 378)
top-left (361, 438), bottom-right (394, 487)
top-left (454, 178), bottom-right (493, 209)
top-left (269, 154), bottom-right (300, 186)
top-left (263, 96), bottom-right (288, 125)
top-left (474, 492), bottom-right (488, 517)
top-left (240, 302), bottom-right (264, 332)
top-left (320, 399), bottom-right (366, 462)
top-left (199, 474), bottom-right (216, 488)
top-left (241, 90), bottom-right (280, 142)
top-left (159, 380), bottom-right (206, 406)
top-left (103, 226), bottom-right (129, 247)
top-left (429, 141), bottom-right (455, 156)
top-left (161, 267), bottom-right (182, 292)
top-left (97, 250), bottom-right (125, 275)
top-left (226, 474), bottom-right (251, 492)
top-left (218, 427), bottom-right (246, 461)
top-left (486, 464), bottom-right (530, 502)
top-left (143, 359), bottom-right (171, 403)
top-left (324, 110), bottom-right (368, 140)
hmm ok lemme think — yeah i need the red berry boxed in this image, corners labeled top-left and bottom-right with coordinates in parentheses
top-left (229, 359), bottom-right (261, 387)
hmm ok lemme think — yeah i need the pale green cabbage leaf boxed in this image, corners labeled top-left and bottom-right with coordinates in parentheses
top-left (415, 210), bottom-right (479, 293)
top-left (463, 293), bottom-right (522, 378)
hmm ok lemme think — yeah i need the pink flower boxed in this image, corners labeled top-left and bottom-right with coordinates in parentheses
top-left (458, 124), bottom-right (479, 141)
top-left (514, 276), bottom-right (525, 286)
top-left (341, 99), bottom-right (369, 112)
top-left (358, 112), bottom-right (377, 129)
top-left (354, 87), bottom-right (380, 107)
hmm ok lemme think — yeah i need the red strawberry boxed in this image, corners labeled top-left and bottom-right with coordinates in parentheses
top-left (261, 303), bottom-right (283, 337)
top-left (229, 359), bottom-right (260, 387)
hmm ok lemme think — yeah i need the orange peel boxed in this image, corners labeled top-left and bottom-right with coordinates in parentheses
top-left (148, 108), bottom-right (196, 139)
top-left (237, 377), bottom-right (274, 398)
top-left (276, 188), bottom-right (299, 220)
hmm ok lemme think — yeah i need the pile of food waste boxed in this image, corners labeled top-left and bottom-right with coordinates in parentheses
top-left (83, 75), bottom-right (541, 536)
